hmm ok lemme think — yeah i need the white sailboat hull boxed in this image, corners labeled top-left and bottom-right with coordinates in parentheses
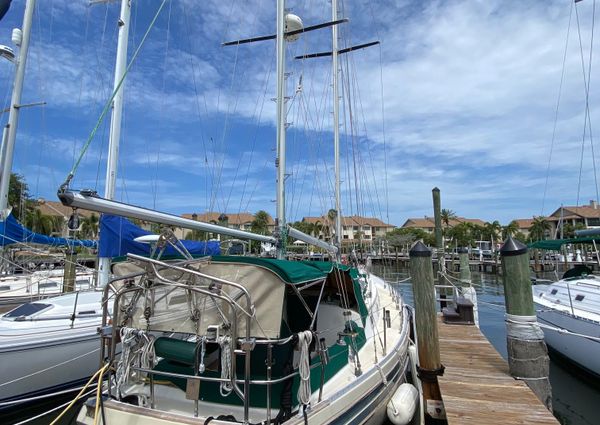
top-left (0, 291), bottom-right (106, 409)
top-left (535, 304), bottom-right (600, 376)
top-left (0, 329), bottom-right (100, 407)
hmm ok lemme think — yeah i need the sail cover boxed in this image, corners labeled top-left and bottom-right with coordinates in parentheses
top-left (99, 214), bottom-right (220, 258)
top-left (0, 213), bottom-right (96, 248)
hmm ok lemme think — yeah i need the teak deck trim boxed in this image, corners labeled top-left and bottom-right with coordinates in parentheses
top-left (436, 315), bottom-right (559, 425)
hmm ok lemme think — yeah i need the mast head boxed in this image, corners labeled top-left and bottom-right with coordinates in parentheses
top-left (285, 14), bottom-right (303, 42)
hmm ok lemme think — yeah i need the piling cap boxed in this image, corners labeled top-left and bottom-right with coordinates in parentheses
top-left (410, 241), bottom-right (431, 257)
top-left (457, 247), bottom-right (468, 254)
top-left (499, 237), bottom-right (528, 257)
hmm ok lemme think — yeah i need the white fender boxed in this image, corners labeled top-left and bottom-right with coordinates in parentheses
top-left (386, 383), bottom-right (419, 425)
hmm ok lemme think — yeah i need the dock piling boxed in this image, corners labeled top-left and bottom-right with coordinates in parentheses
top-left (500, 237), bottom-right (552, 410)
top-left (409, 241), bottom-right (447, 423)
top-left (458, 247), bottom-right (471, 284)
top-left (63, 247), bottom-right (76, 293)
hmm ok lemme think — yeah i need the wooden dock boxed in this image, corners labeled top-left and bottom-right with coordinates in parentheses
top-left (436, 316), bottom-right (559, 425)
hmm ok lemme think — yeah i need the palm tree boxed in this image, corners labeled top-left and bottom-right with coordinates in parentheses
top-left (440, 209), bottom-right (457, 229)
top-left (529, 216), bottom-right (551, 242)
top-left (250, 210), bottom-right (271, 253)
top-left (327, 209), bottom-right (337, 238)
top-left (251, 211), bottom-right (270, 235)
top-left (81, 214), bottom-right (99, 239)
top-left (185, 229), bottom-right (208, 241)
top-left (483, 221), bottom-right (502, 242)
top-left (25, 208), bottom-right (55, 236)
top-left (502, 220), bottom-right (519, 240)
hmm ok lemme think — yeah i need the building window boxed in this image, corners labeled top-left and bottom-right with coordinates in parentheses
top-left (588, 218), bottom-right (600, 226)
top-left (343, 235), bottom-right (349, 239)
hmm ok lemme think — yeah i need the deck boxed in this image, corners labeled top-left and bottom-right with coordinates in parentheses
top-left (436, 316), bottom-right (559, 425)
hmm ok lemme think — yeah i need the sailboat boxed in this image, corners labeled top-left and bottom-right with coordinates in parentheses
top-left (0, 0), bottom-right (96, 306)
top-left (65, 2), bottom-right (418, 425)
top-left (0, 0), bottom-right (126, 410)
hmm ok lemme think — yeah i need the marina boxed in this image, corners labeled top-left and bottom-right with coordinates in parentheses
top-left (1, 0), bottom-right (600, 424)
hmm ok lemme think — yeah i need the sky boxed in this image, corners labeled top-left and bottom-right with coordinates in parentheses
top-left (0, 0), bottom-right (598, 227)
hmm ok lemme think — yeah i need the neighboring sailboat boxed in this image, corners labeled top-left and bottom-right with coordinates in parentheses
top-left (530, 0), bottom-right (600, 380)
top-left (0, 0), bottom-right (96, 306)
top-left (531, 234), bottom-right (600, 378)
top-left (66, 2), bottom-right (417, 425)
top-left (0, 0), bottom-right (129, 410)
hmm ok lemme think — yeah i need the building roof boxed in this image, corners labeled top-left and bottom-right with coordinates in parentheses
top-left (549, 205), bottom-right (600, 220)
top-left (512, 219), bottom-right (534, 229)
top-left (181, 212), bottom-right (275, 226)
top-left (302, 215), bottom-right (394, 228)
top-left (402, 216), bottom-right (486, 229)
top-left (37, 200), bottom-right (96, 219)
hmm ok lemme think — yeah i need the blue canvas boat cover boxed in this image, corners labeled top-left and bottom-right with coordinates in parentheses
top-left (99, 215), bottom-right (220, 258)
top-left (0, 213), bottom-right (96, 248)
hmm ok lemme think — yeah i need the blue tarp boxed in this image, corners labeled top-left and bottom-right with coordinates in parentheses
top-left (99, 215), bottom-right (220, 258)
top-left (0, 213), bottom-right (97, 248)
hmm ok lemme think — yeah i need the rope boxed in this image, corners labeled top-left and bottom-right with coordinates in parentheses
top-left (49, 363), bottom-right (109, 425)
top-left (93, 361), bottom-right (106, 425)
top-left (61, 0), bottom-right (169, 188)
top-left (538, 321), bottom-right (600, 342)
top-left (219, 335), bottom-right (233, 396)
top-left (115, 327), bottom-right (155, 398)
top-left (297, 330), bottom-right (313, 406)
top-left (505, 314), bottom-right (545, 340)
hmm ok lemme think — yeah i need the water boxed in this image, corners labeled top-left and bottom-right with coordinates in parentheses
top-left (374, 263), bottom-right (600, 425)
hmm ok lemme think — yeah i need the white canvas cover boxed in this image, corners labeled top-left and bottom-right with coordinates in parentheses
top-left (113, 260), bottom-right (286, 338)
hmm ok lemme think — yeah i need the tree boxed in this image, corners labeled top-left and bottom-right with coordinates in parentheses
top-left (327, 209), bottom-right (337, 238)
top-left (251, 211), bottom-right (270, 235)
top-left (80, 214), bottom-right (99, 239)
top-left (440, 209), bottom-right (457, 228)
top-left (250, 210), bottom-right (271, 253)
top-left (24, 208), bottom-right (55, 235)
top-left (291, 220), bottom-right (313, 236)
top-left (483, 221), bottom-right (502, 242)
top-left (529, 216), bottom-right (551, 242)
top-left (446, 222), bottom-right (476, 248)
top-left (502, 220), bottom-right (519, 240)
top-left (386, 227), bottom-right (435, 247)
top-left (8, 173), bottom-right (34, 220)
top-left (185, 229), bottom-right (208, 241)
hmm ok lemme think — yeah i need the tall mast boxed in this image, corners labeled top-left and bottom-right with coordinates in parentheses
top-left (332, 0), bottom-right (342, 258)
top-left (0, 0), bottom-right (36, 219)
top-left (98, 0), bottom-right (131, 287)
top-left (275, 0), bottom-right (287, 259)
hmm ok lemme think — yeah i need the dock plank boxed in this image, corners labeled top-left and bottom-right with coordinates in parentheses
top-left (436, 316), bottom-right (559, 425)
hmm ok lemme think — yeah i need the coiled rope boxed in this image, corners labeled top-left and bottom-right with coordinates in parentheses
top-left (219, 335), bottom-right (233, 396)
top-left (297, 330), bottom-right (313, 406)
top-left (115, 327), bottom-right (155, 398)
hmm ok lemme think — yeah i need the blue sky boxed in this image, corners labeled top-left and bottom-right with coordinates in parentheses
top-left (0, 0), bottom-right (598, 227)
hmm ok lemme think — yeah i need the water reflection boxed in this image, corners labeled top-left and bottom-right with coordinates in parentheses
top-left (374, 263), bottom-right (600, 425)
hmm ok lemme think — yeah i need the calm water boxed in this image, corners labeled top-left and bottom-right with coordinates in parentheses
top-left (4, 265), bottom-right (600, 424)
top-left (374, 263), bottom-right (600, 425)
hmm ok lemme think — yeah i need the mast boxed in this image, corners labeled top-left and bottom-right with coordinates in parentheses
top-left (275, 0), bottom-right (287, 259)
top-left (0, 0), bottom-right (36, 219)
top-left (332, 0), bottom-right (342, 258)
top-left (98, 0), bottom-right (131, 287)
